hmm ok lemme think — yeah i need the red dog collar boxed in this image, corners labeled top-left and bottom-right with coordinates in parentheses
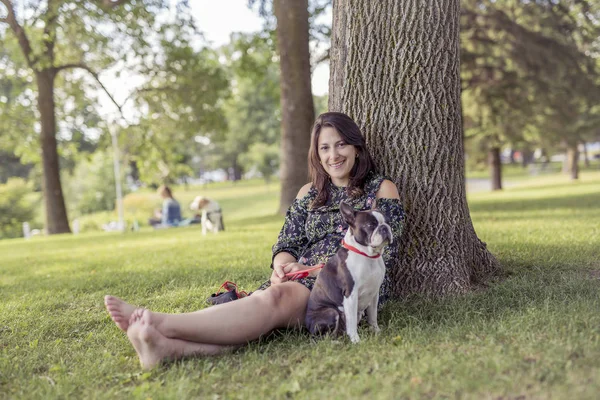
top-left (341, 239), bottom-right (381, 259)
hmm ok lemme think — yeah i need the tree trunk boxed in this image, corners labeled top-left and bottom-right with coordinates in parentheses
top-left (37, 70), bottom-right (71, 234)
top-left (274, 0), bottom-right (315, 214)
top-left (566, 144), bottom-right (579, 180)
top-left (540, 148), bottom-right (549, 170)
top-left (329, 0), bottom-right (500, 296)
top-left (232, 158), bottom-right (242, 181)
top-left (582, 142), bottom-right (590, 168)
top-left (129, 160), bottom-right (140, 183)
top-left (521, 148), bottom-right (533, 168)
top-left (489, 147), bottom-right (502, 191)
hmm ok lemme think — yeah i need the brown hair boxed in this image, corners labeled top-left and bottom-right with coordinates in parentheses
top-left (158, 185), bottom-right (173, 199)
top-left (308, 112), bottom-right (376, 208)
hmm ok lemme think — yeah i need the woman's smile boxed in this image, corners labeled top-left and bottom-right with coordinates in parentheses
top-left (329, 160), bottom-right (345, 169)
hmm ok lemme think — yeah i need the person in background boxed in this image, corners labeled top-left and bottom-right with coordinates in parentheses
top-left (148, 185), bottom-right (182, 228)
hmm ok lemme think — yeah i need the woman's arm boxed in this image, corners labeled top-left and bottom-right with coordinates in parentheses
top-left (270, 183), bottom-right (313, 284)
top-left (375, 180), bottom-right (405, 269)
top-left (375, 179), bottom-right (405, 303)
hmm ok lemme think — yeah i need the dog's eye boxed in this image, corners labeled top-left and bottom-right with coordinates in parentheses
top-left (365, 223), bottom-right (376, 230)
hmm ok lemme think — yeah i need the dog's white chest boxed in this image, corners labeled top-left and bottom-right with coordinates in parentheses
top-left (345, 253), bottom-right (385, 312)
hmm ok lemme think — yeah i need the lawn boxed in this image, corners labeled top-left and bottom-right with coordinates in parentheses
top-left (1, 172), bottom-right (600, 399)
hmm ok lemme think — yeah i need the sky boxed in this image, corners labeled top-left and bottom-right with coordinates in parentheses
top-left (98, 0), bottom-right (330, 122)
top-left (190, 0), bottom-right (330, 96)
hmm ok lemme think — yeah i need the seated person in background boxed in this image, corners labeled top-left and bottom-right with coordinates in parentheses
top-left (189, 195), bottom-right (225, 234)
top-left (148, 185), bottom-right (182, 228)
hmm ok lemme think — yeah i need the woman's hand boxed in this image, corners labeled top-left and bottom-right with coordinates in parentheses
top-left (270, 263), bottom-right (289, 285)
top-left (270, 262), bottom-right (304, 284)
top-left (271, 262), bottom-right (323, 284)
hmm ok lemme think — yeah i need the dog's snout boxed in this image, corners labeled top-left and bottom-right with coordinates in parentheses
top-left (369, 223), bottom-right (393, 248)
top-left (376, 224), bottom-right (393, 245)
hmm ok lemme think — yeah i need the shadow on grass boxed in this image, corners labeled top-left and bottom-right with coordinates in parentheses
top-left (380, 265), bottom-right (600, 334)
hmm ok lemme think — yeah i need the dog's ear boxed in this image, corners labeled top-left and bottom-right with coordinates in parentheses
top-left (339, 201), bottom-right (355, 227)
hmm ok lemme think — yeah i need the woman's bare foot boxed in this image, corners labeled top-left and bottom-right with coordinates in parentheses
top-left (127, 309), bottom-right (168, 370)
top-left (126, 308), bottom-right (234, 370)
top-left (104, 295), bottom-right (136, 332)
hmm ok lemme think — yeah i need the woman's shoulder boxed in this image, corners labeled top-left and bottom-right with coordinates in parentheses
top-left (376, 179), bottom-right (400, 199)
top-left (362, 172), bottom-right (399, 199)
top-left (296, 182), bottom-right (316, 199)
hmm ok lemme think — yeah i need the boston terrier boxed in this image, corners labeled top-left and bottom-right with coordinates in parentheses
top-left (305, 201), bottom-right (393, 343)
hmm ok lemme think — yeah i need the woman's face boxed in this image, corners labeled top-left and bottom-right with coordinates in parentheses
top-left (317, 126), bottom-right (357, 187)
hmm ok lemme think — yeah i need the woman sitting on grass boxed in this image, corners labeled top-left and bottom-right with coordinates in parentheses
top-left (105, 112), bottom-right (405, 369)
top-left (148, 185), bottom-right (182, 228)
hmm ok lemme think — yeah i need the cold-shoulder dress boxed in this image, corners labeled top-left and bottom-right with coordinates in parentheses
top-left (257, 173), bottom-right (405, 305)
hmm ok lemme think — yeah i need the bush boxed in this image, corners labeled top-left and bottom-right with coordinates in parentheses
top-left (240, 143), bottom-right (279, 183)
top-left (75, 210), bottom-right (152, 233)
top-left (0, 178), bottom-right (38, 239)
top-left (64, 151), bottom-right (129, 217)
top-left (122, 192), bottom-right (160, 216)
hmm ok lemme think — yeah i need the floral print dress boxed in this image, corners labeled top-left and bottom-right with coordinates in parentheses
top-left (257, 173), bottom-right (405, 305)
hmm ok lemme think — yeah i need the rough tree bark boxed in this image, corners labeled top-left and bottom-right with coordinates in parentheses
top-left (273, 0), bottom-right (315, 214)
top-left (488, 147), bottom-right (502, 191)
top-left (329, 0), bottom-right (500, 296)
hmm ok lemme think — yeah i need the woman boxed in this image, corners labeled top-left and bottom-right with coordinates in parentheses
top-left (148, 186), bottom-right (182, 228)
top-left (105, 112), bottom-right (405, 369)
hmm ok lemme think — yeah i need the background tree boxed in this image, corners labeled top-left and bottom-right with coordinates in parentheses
top-left (240, 142), bottom-right (280, 183)
top-left (210, 31), bottom-right (281, 181)
top-left (461, 0), bottom-right (600, 185)
top-left (273, 0), bottom-right (315, 213)
top-left (329, 0), bottom-right (500, 296)
top-left (123, 21), bottom-right (229, 185)
top-left (0, 0), bottom-right (169, 234)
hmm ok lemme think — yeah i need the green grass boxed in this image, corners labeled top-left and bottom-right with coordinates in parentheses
top-left (2, 172), bottom-right (600, 399)
top-left (466, 159), bottom-right (600, 180)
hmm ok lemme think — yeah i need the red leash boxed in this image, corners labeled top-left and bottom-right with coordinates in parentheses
top-left (285, 264), bottom-right (325, 280)
top-left (341, 239), bottom-right (381, 259)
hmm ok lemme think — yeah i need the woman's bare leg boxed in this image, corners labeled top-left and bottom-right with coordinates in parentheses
top-left (106, 282), bottom-right (310, 345)
top-left (154, 282), bottom-right (310, 345)
top-left (127, 309), bottom-right (237, 370)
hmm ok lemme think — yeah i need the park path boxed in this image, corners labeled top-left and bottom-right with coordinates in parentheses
top-left (466, 178), bottom-right (518, 193)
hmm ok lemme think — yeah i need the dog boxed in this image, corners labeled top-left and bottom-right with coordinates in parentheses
top-left (189, 196), bottom-right (225, 235)
top-left (305, 201), bottom-right (392, 343)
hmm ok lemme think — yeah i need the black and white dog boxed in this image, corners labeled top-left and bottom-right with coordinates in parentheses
top-left (305, 201), bottom-right (392, 343)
